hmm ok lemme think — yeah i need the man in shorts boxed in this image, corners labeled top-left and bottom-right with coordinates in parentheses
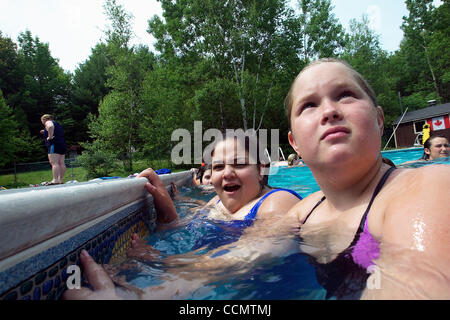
top-left (40, 114), bottom-right (67, 185)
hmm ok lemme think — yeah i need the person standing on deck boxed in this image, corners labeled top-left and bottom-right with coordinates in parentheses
top-left (40, 114), bottom-right (67, 185)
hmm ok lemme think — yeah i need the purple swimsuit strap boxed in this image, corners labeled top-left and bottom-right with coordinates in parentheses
top-left (304, 167), bottom-right (396, 269)
top-left (349, 167), bottom-right (396, 268)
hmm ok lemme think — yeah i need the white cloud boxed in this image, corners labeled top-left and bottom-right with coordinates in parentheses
top-left (367, 5), bottom-right (381, 32)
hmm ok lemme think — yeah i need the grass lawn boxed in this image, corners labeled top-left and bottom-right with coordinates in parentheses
top-left (0, 167), bottom-right (88, 189)
top-left (0, 159), bottom-right (188, 190)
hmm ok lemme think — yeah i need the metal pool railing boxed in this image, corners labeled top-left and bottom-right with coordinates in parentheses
top-left (0, 171), bottom-right (192, 300)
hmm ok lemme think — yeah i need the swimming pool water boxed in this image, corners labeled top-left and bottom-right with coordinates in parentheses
top-left (123, 186), bottom-right (326, 299)
top-left (269, 148), bottom-right (450, 198)
top-left (382, 147), bottom-right (424, 164)
top-left (121, 148), bottom-right (449, 300)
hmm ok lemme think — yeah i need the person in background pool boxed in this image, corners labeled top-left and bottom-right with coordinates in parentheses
top-left (191, 163), bottom-right (205, 186)
top-left (201, 164), bottom-right (212, 185)
top-left (283, 58), bottom-right (449, 299)
top-left (401, 134), bottom-right (449, 165)
top-left (287, 153), bottom-right (304, 167)
top-left (420, 134), bottom-right (449, 161)
top-left (191, 162), bottom-right (213, 186)
top-left (170, 164), bottom-right (214, 206)
top-left (63, 133), bottom-right (303, 300)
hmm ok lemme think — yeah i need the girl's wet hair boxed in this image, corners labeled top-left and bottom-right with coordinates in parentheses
top-left (284, 58), bottom-right (378, 127)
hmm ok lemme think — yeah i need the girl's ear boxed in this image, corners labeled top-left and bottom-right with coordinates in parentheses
top-left (288, 131), bottom-right (300, 155)
top-left (376, 106), bottom-right (385, 136)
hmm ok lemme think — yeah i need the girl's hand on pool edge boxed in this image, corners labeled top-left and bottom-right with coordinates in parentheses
top-left (62, 250), bottom-right (121, 300)
top-left (137, 168), bottom-right (166, 195)
top-left (137, 168), bottom-right (178, 224)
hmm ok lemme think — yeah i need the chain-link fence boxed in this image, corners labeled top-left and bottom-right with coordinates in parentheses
top-left (0, 156), bottom-right (81, 186)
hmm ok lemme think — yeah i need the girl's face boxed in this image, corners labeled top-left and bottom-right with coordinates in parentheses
top-left (202, 169), bottom-right (212, 185)
top-left (288, 62), bottom-right (384, 170)
top-left (211, 138), bottom-right (263, 213)
top-left (425, 137), bottom-right (450, 160)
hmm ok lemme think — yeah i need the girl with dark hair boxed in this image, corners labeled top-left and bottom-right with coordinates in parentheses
top-left (421, 134), bottom-right (449, 160)
top-left (401, 134), bottom-right (449, 164)
top-left (64, 133), bottom-right (302, 300)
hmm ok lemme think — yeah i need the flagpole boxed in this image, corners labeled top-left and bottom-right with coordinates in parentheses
top-left (383, 108), bottom-right (409, 151)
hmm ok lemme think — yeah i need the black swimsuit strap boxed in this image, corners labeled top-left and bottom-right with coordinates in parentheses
top-left (302, 196), bottom-right (326, 224)
top-left (356, 166), bottom-right (396, 233)
top-left (302, 166), bottom-right (396, 226)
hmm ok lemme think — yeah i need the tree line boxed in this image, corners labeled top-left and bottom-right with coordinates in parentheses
top-left (0, 0), bottom-right (448, 170)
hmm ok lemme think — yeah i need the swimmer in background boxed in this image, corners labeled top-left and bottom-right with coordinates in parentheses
top-left (191, 162), bottom-right (213, 186)
top-left (402, 134), bottom-right (450, 165)
top-left (171, 164), bottom-right (214, 205)
top-left (63, 133), bottom-right (303, 300)
top-left (422, 135), bottom-right (449, 160)
top-left (201, 164), bottom-right (212, 185)
top-left (287, 153), bottom-right (304, 167)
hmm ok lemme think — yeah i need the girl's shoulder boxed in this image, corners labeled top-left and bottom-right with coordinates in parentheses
top-left (379, 165), bottom-right (450, 264)
top-left (285, 190), bottom-right (325, 223)
top-left (369, 165), bottom-right (449, 224)
top-left (386, 165), bottom-right (450, 194)
top-left (205, 194), bottom-right (220, 207)
top-left (255, 188), bottom-right (303, 219)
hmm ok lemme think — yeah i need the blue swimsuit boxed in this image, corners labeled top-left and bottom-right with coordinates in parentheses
top-left (44, 120), bottom-right (66, 155)
top-left (188, 188), bottom-right (302, 251)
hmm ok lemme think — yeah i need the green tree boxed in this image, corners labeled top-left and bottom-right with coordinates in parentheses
top-left (0, 32), bottom-right (28, 132)
top-left (139, 57), bottom-right (198, 161)
top-left (71, 43), bottom-right (111, 143)
top-left (148, 0), bottom-right (302, 131)
top-left (426, 0), bottom-right (450, 102)
top-left (399, 0), bottom-right (440, 101)
top-left (0, 90), bottom-right (19, 166)
top-left (297, 0), bottom-right (346, 61)
top-left (0, 89), bottom-right (42, 167)
top-left (16, 31), bottom-right (72, 135)
top-left (87, 0), bottom-right (154, 171)
top-left (341, 15), bottom-right (400, 125)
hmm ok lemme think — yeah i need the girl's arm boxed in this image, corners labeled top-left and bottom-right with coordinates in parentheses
top-left (363, 165), bottom-right (450, 299)
top-left (137, 168), bottom-right (178, 224)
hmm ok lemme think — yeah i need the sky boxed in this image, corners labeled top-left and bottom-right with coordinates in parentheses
top-left (0, 0), bottom-right (443, 73)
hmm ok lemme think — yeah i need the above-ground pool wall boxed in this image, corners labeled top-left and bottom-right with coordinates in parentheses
top-left (0, 171), bottom-right (192, 300)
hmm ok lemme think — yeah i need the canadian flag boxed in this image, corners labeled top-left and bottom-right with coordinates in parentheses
top-left (427, 115), bottom-right (450, 131)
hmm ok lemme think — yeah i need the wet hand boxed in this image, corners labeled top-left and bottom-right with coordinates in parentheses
top-left (126, 233), bottom-right (161, 262)
top-left (62, 250), bottom-right (120, 300)
top-left (171, 182), bottom-right (181, 198)
top-left (137, 169), bottom-right (178, 224)
top-left (137, 168), bottom-right (166, 195)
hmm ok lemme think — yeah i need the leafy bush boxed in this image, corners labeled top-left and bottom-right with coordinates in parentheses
top-left (75, 141), bottom-right (119, 179)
